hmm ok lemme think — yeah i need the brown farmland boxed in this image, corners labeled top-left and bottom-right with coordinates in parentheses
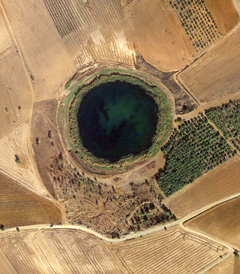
top-left (112, 226), bottom-right (227, 274)
top-left (124, 0), bottom-right (196, 71)
top-left (205, 0), bottom-right (240, 34)
top-left (179, 26), bottom-right (240, 104)
top-left (165, 156), bottom-right (240, 218)
top-left (186, 197), bottom-right (240, 250)
top-left (0, 229), bottom-right (126, 274)
top-left (0, 227), bottom-right (228, 274)
top-left (0, 173), bottom-right (62, 228)
top-left (207, 254), bottom-right (235, 274)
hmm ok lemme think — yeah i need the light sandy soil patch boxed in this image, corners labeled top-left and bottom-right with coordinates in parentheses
top-left (207, 254), bottom-right (235, 274)
top-left (0, 229), bottom-right (127, 274)
top-left (205, 0), bottom-right (240, 35)
top-left (0, 173), bottom-right (61, 228)
top-left (165, 156), bottom-right (240, 219)
top-left (186, 197), bottom-right (240, 251)
top-left (0, 8), bottom-right (11, 54)
top-left (111, 226), bottom-right (227, 274)
top-left (2, 0), bottom-right (76, 102)
top-left (43, 0), bottom-right (135, 67)
top-left (124, 0), bottom-right (196, 72)
top-left (0, 50), bottom-right (32, 138)
top-left (0, 123), bottom-right (48, 195)
top-left (179, 26), bottom-right (240, 104)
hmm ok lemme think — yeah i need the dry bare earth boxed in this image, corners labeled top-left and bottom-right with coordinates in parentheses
top-left (112, 226), bottom-right (227, 274)
top-left (124, 0), bottom-right (196, 72)
top-left (2, 0), bottom-right (76, 102)
top-left (44, 0), bottom-right (135, 68)
top-left (0, 229), bottom-right (127, 274)
top-left (0, 173), bottom-right (61, 228)
top-left (186, 197), bottom-right (240, 251)
top-left (207, 255), bottom-right (233, 274)
top-left (179, 24), bottom-right (240, 104)
top-left (0, 5), bottom-right (32, 138)
top-left (0, 123), bottom-right (49, 195)
top-left (207, 254), bottom-right (237, 274)
top-left (205, 0), bottom-right (240, 35)
top-left (0, 227), bottom-right (228, 274)
top-left (165, 156), bottom-right (240, 219)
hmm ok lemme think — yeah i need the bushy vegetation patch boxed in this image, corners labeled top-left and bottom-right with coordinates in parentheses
top-left (156, 114), bottom-right (236, 197)
top-left (206, 100), bottom-right (240, 151)
top-left (170, 0), bottom-right (221, 52)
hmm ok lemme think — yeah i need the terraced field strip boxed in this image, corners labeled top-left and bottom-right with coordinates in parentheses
top-left (112, 226), bottom-right (227, 274)
top-left (0, 229), bottom-right (128, 274)
top-left (43, 0), bottom-right (133, 67)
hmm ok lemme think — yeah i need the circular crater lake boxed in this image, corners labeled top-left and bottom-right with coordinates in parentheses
top-left (77, 80), bottom-right (158, 162)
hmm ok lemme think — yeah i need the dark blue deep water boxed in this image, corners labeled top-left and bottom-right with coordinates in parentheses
top-left (77, 80), bottom-right (158, 162)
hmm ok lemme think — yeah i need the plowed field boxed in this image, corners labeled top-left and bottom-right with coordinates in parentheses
top-left (165, 157), bottom-right (240, 218)
top-left (186, 197), bottom-right (240, 250)
top-left (179, 26), bottom-right (240, 104)
top-left (0, 173), bottom-right (62, 228)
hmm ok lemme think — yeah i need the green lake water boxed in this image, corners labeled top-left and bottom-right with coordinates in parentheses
top-left (77, 80), bottom-right (158, 162)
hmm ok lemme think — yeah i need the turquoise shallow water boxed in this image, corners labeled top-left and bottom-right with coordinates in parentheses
top-left (77, 80), bottom-right (158, 162)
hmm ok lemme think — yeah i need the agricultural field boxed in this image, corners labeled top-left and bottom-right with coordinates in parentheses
top-left (165, 156), bottom-right (240, 218)
top-left (0, 227), bottom-right (228, 274)
top-left (207, 254), bottom-right (236, 274)
top-left (186, 197), bottom-right (240, 250)
top-left (0, 4), bottom-right (33, 138)
top-left (156, 114), bottom-right (235, 197)
top-left (179, 26), bottom-right (240, 104)
top-left (124, 0), bottom-right (196, 71)
top-left (42, 0), bottom-right (134, 67)
top-left (1, 0), bottom-right (240, 272)
top-left (0, 229), bottom-right (126, 274)
top-left (0, 8), bottom-right (11, 54)
top-left (206, 100), bottom-right (240, 151)
top-left (204, 0), bottom-right (239, 35)
top-left (0, 173), bottom-right (61, 229)
top-left (112, 226), bottom-right (228, 274)
top-left (170, 0), bottom-right (222, 52)
top-left (1, 0), bottom-right (76, 102)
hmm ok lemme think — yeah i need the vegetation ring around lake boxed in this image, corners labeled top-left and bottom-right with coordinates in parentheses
top-left (65, 70), bottom-right (172, 171)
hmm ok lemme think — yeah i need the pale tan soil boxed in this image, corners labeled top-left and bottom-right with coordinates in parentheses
top-left (111, 226), bottom-right (227, 274)
top-left (0, 229), bottom-right (127, 274)
top-left (46, 0), bottom-right (135, 68)
top-left (232, 0), bottom-right (240, 15)
top-left (124, 0), bottom-right (196, 72)
top-left (186, 197), bottom-right (240, 251)
top-left (0, 8), bottom-right (11, 53)
top-left (165, 156), bottom-right (240, 219)
top-left (205, 0), bottom-right (240, 35)
top-left (0, 50), bottom-right (32, 138)
top-left (0, 123), bottom-right (48, 195)
top-left (179, 25), bottom-right (240, 104)
top-left (0, 226), bottom-right (229, 274)
top-left (207, 254), bottom-right (234, 274)
top-left (2, 0), bottom-right (76, 103)
top-left (0, 173), bottom-right (61, 228)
